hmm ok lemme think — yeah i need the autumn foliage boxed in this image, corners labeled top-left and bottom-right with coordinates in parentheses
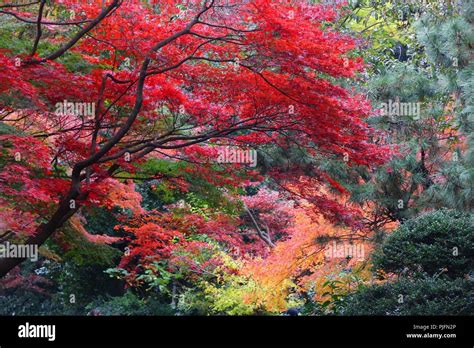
top-left (16, 0), bottom-right (474, 320)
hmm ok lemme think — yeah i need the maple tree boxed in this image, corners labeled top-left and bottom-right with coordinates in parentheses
top-left (0, 0), bottom-right (388, 277)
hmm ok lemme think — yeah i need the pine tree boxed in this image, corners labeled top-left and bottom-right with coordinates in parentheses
top-left (339, 0), bottom-right (474, 228)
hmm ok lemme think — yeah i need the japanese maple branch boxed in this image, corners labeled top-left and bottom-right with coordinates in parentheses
top-left (23, 0), bottom-right (122, 64)
top-left (29, 0), bottom-right (45, 56)
top-left (243, 204), bottom-right (275, 248)
top-left (0, 1), bottom-right (213, 278)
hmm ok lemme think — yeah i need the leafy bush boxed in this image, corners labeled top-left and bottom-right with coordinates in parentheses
top-left (86, 291), bottom-right (174, 316)
top-left (0, 290), bottom-right (56, 316)
top-left (337, 210), bottom-right (474, 316)
top-left (372, 209), bottom-right (474, 278)
top-left (339, 277), bottom-right (474, 315)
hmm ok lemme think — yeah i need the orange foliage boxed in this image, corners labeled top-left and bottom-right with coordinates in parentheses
top-left (241, 210), bottom-right (371, 311)
top-left (70, 215), bottom-right (120, 245)
top-left (101, 179), bottom-right (144, 215)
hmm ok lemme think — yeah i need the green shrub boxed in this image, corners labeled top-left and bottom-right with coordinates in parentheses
top-left (372, 209), bottom-right (474, 278)
top-left (0, 290), bottom-right (56, 316)
top-left (86, 291), bottom-right (174, 316)
top-left (339, 277), bottom-right (474, 315)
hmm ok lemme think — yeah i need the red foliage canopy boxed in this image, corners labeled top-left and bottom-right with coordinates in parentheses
top-left (0, 0), bottom-right (389, 277)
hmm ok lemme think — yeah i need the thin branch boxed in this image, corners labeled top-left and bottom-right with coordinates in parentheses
top-left (30, 0), bottom-right (46, 56)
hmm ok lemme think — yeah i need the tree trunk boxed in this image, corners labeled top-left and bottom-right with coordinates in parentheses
top-left (0, 191), bottom-right (83, 278)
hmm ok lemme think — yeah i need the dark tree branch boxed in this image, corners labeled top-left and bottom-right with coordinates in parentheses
top-left (30, 0), bottom-right (46, 56)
